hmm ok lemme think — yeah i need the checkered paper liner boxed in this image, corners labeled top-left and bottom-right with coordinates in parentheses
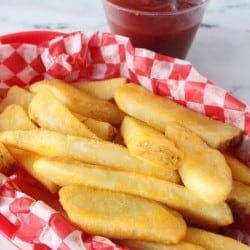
top-left (0, 31), bottom-right (250, 248)
top-left (0, 173), bottom-right (128, 250)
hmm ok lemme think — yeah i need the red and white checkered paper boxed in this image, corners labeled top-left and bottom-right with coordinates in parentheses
top-left (0, 173), bottom-right (127, 250)
top-left (0, 31), bottom-right (250, 248)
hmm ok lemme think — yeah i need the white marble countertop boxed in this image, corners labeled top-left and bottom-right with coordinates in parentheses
top-left (0, 0), bottom-right (250, 105)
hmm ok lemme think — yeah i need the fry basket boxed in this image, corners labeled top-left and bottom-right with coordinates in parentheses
top-left (0, 30), bottom-right (249, 249)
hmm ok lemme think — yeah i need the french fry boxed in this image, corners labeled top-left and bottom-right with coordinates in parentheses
top-left (227, 181), bottom-right (250, 214)
top-left (8, 147), bottom-right (59, 194)
top-left (113, 84), bottom-right (242, 149)
top-left (29, 79), bottom-right (124, 124)
top-left (224, 153), bottom-right (250, 185)
top-left (59, 185), bottom-right (186, 244)
top-left (34, 157), bottom-right (233, 227)
top-left (0, 129), bottom-right (180, 182)
top-left (28, 90), bottom-right (98, 139)
top-left (0, 85), bottom-right (33, 113)
top-left (83, 118), bottom-right (117, 141)
top-left (117, 239), bottom-right (206, 250)
top-left (0, 142), bottom-right (17, 174)
top-left (0, 104), bottom-right (37, 131)
top-left (73, 112), bottom-right (117, 141)
top-left (75, 77), bottom-right (126, 100)
top-left (0, 80), bottom-right (247, 249)
top-left (165, 122), bottom-right (232, 204)
top-left (121, 116), bottom-right (182, 170)
top-left (185, 227), bottom-right (250, 250)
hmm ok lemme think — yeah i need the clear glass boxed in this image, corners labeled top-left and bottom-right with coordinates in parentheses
top-left (102, 0), bottom-right (208, 59)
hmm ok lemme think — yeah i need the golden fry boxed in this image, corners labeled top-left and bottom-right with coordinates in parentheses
top-left (75, 77), bottom-right (126, 100)
top-left (227, 181), bottom-right (250, 214)
top-left (34, 157), bottom-right (233, 227)
top-left (224, 153), bottom-right (250, 185)
top-left (121, 116), bottom-right (182, 170)
top-left (8, 147), bottom-right (59, 193)
top-left (29, 79), bottom-right (124, 124)
top-left (165, 122), bottom-right (232, 204)
top-left (117, 239), bottom-right (206, 250)
top-left (185, 227), bottom-right (250, 250)
top-left (73, 112), bottom-right (117, 141)
top-left (0, 86), bottom-right (33, 113)
top-left (0, 104), bottom-right (37, 131)
top-left (114, 84), bottom-right (242, 149)
top-left (59, 185), bottom-right (186, 244)
top-left (0, 129), bottom-right (179, 182)
top-left (83, 118), bottom-right (117, 141)
top-left (28, 90), bottom-right (98, 139)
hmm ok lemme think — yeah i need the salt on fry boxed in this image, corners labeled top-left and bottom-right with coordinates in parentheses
top-left (59, 185), bottom-right (186, 244)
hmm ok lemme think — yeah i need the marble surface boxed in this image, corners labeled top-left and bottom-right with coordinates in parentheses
top-left (0, 0), bottom-right (250, 106)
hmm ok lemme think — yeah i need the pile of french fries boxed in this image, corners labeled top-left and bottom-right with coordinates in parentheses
top-left (0, 78), bottom-right (249, 250)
